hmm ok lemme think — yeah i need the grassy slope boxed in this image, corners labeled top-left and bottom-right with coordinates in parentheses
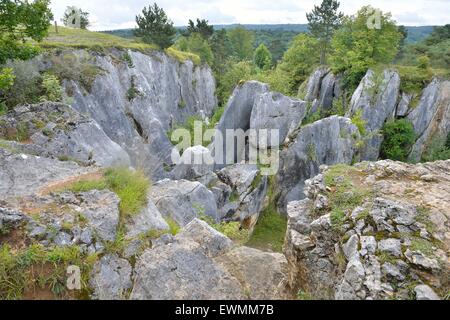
top-left (38, 26), bottom-right (201, 65)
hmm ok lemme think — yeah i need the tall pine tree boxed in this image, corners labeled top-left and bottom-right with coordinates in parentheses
top-left (306, 0), bottom-right (344, 65)
top-left (135, 3), bottom-right (177, 49)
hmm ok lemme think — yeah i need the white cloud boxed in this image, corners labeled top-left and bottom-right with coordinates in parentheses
top-left (49, 0), bottom-right (450, 30)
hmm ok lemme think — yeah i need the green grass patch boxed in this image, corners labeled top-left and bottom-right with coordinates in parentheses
top-left (60, 167), bottom-right (150, 218)
top-left (0, 243), bottom-right (98, 300)
top-left (39, 26), bottom-right (157, 53)
top-left (165, 47), bottom-right (201, 66)
top-left (63, 179), bottom-right (108, 193)
top-left (104, 167), bottom-right (149, 217)
top-left (165, 217), bottom-right (181, 236)
top-left (247, 177), bottom-right (287, 252)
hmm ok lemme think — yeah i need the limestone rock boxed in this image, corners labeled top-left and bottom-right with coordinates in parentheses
top-left (250, 92), bottom-right (307, 147)
top-left (149, 179), bottom-right (218, 226)
top-left (277, 116), bottom-right (360, 213)
top-left (90, 254), bottom-right (132, 300)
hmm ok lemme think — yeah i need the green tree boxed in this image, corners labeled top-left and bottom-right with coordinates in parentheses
top-left (306, 0), bottom-right (344, 65)
top-left (0, 0), bottom-right (53, 64)
top-left (228, 27), bottom-right (255, 61)
top-left (135, 3), bottom-right (177, 49)
top-left (186, 19), bottom-right (214, 40)
top-left (217, 61), bottom-right (253, 104)
top-left (253, 43), bottom-right (272, 70)
top-left (175, 33), bottom-right (214, 65)
top-left (276, 34), bottom-right (320, 94)
top-left (330, 6), bottom-right (401, 89)
top-left (62, 6), bottom-right (90, 29)
top-left (210, 29), bottom-right (233, 75)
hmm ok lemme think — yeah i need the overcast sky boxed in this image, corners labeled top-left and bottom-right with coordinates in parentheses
top-left (50, 0), bottom-right (450, 30)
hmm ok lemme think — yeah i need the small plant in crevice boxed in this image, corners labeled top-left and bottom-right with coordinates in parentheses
top-left (122, 52), bottom-right (135, 68)
top-left (127, 76), bottom-right (142, 102)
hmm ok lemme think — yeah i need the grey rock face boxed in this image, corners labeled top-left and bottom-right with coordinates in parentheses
top-left (90, 254), bottom-right (133, 300)
top-left (408, 80), bottom-right (450, 162)
top-left (213, 81), bottom-right (269, 170)
top-left (130, 239), bottom-right (244, 300)
top-left (276, 116), bottom-right (360, 213)
top-left (177, 219), bottom-right (233, 258)
top-left (0, 148), bottom-right (93, 199)
top-left (250, 92), bottom-right (307, 147)
top-left (65, 49), bottom-right (216, 180)
top-left (171, 146), bottom-right (215, 181)
top-left (0, 102), bottom-right (130, 168)
top-left (347, 69), bottom-right (401, 160)
top-left (78, 190), bottom-right (120, 242)
top-left (125, 198), bottom-right (169, 239)
top-left (131, 219), bottom-right (288, 300)
top-left (300, 67), bottom-right (342, 114)
top-left (217, 164), bottom-right (259, 197)
top-left (149, 179), bottom-right (218, 226)
top-left (216, 164), bottom-right (268, 224)
top-left (215, 246), bottom-right (288, 300)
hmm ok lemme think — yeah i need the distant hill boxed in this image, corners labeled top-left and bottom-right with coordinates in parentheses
top-left (102, 24), bottom-right (434, 44)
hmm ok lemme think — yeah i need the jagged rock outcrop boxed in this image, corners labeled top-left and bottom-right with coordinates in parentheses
top-left (276, 116), bottom-right (360, 213)
top-left (0, 102), bottom-right (130, 167)
top-left (347, 69), bottom-right (401, 160)
top-left (213, 81), bottom-right (269, 169)
top-left (8, 49), bottom-right (217, 180)
top-left (250, 92), bottom-right (307, 147)
top-left (213, 81), bottom-right (306, 169)
top-left (284, 160), bottom-right (450, 300)
top-left (131, 219), bottom-right (288, 300)
top-left (408, 80), bottom-right (450, 162)
top-left (299, 67), bottom-right (342, 114)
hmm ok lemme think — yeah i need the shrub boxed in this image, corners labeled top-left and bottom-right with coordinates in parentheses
top-left (380, 119), bottom-right (416, 162)
top-left (40, 73), bottom-right (63, 102)
top-left (0, 68), bottom-right (15, 91)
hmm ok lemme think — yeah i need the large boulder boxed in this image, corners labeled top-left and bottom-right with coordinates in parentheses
top-left (130, 220), bottom-right (244, 300)
top-left (347, 69), bottom-right (401, 160)
top-left (250, 92), bottom-right (307, 147)
top-left (215, 246), bottom-right (288, 300)
top-left (276, 116), bottom-right (360, 213)
top-left (131, 219), bottom-right (288, 300)
top-left (213, 81), bottom-right (269, 169)
top-left (149, 179), bottom-right (218, 226)
top-left (124, 197), bottom-right (169, 239)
